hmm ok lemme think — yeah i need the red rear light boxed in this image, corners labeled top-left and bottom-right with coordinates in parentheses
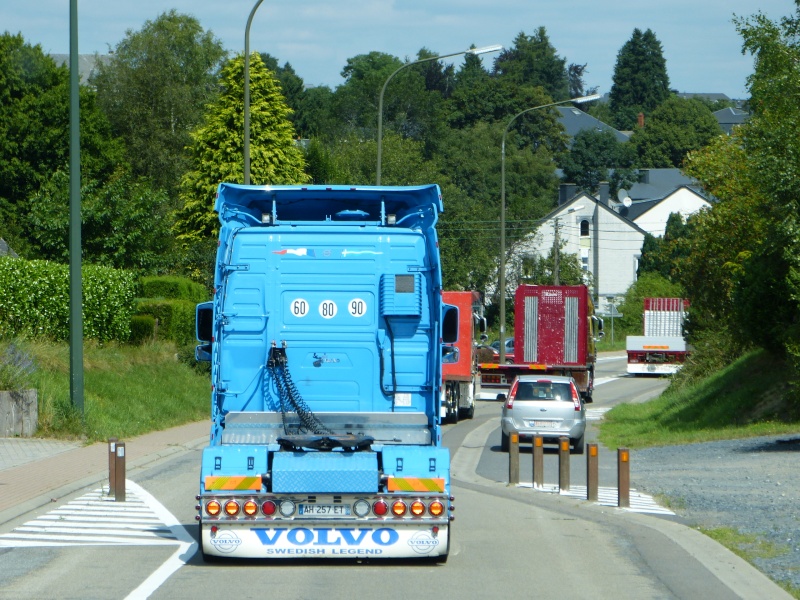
top-left (373, 500), bottom-right (389, 516)
top-left (571, 383), bottom-right (581, 411)
top-left (261, 500), bottom-right (277, 516)
top-left (506, 380), bottom-right (518, 409)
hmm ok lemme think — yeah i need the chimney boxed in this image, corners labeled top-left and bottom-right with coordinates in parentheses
top-left (599, 182), bottom-right (610, 206)
top-left (637, 112), bottom-right (645, 128)
top-left (559, 183), bottom-right (577, 205)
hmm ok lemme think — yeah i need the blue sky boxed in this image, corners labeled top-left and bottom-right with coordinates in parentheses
top-left (2, 1), bottom-right (796, 99)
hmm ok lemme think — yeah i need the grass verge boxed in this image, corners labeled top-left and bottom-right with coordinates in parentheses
top-left (3, 338), bottom-right (210, 443)
top-left (698, 527), bottom-right (799, 598)
top-left (598, 348), bottom-right (800, 449)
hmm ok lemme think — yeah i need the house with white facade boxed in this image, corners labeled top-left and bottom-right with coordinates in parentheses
top-left (516, 175), bottom-right (712, 314)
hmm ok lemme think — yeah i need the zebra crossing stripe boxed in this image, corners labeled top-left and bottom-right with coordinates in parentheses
top-left (517, 482), bottom-right (675, 515)
top-left (0, 484), bottom-right (181, 547)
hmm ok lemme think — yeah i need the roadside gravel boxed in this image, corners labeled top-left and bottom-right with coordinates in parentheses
top-left (631, 434), bottom-right (800, 593)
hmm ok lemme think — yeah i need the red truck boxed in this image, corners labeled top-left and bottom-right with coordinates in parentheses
top-left (480, 285), bottom-right (603, 401)
top-left (441, 291), bottom-right (486, 423)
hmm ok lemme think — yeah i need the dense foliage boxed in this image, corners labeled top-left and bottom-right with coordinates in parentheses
top-left (0, 257), bottom-right (136, 342)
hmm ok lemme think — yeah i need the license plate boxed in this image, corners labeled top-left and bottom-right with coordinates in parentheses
top-left (530, 420), bottom-right (557, 428)
top-left (298, 504), bottom-right (351, 516)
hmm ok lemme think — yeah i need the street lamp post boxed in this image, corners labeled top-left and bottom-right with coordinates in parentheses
top-left (376, 45), bottom-right (502, 185)
top-left (497, 94), bottom-right (601, 362)
top-left (244, 0), bottom-right (266, 185)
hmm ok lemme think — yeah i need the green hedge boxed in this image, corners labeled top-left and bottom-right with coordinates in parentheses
top-left (0, 257), bottom-right (136, 342)
top-left (136, 299), bottom-right (197, 346)
top-left (129, 315), bottom-right (156, 345)
top-left (140, 275), bottom-right (208, 303)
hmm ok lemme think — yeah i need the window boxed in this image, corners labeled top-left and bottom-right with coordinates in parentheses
top-left (580, 220), bottom-right (590, 236)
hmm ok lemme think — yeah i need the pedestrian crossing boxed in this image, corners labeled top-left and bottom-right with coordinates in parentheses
top-left (586, 407), bottom-right (613, 421)
top-left (0, 481), bottom-right (183, 547)
top-left (517, 481), bottom-right (675, 515)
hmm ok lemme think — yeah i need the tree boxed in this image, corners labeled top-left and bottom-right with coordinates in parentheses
top-left (493, 28), bottom-right (569, 101)
top-left (631, 97), bottom-right (723, 168)
top-left (609, 29), bottom-right (671, 130)
top-left (637, 212), bottom-right (692, 281)
top-left (27, 169), bottom-right (175, 273)
top-left (174, 53), bottom-right (309, 244)
top-left (567, 63), bottom-right (598, 99)
top-left (558, 129), bottom-right (636, 195)
top-left (91, 10), bottom-right (226, 196)
top-left (0, 33), bottom-right (124, 257)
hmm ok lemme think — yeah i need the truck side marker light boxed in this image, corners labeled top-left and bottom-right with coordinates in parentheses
top-left (243, 500), bottom-right (259, 516)
top-left (391, 500), bottom-right (407, 516)
top-left (428, 500), bottom-right (445, 517)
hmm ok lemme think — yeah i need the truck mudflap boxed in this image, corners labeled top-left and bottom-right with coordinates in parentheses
top-left (201, 522), bottom-right (449, 559)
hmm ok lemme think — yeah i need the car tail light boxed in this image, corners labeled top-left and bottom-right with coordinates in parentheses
top-left (506, 380), bottom-right (518, 408)
top-left (571, 383), bottom-right (581, 411)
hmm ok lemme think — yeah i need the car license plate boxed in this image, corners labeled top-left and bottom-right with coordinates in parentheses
top-left (298, 504), bottom-right (351, 516)
top-left (530, 420), bottom-right (557, 428)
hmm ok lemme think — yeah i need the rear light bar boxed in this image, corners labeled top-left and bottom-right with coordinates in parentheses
top-left (202, 496), bottom-right (449, 520)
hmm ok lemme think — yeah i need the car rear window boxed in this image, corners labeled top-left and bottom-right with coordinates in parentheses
top-left (514, 382), bottom-right (572, 401)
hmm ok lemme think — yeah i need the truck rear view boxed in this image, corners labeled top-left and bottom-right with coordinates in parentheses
top-left (480, 285), bottom-right (603, 401)
top-left (194, 183), bottom-right (457, 561)
top-left (626, 297), bottom-right (690, 375)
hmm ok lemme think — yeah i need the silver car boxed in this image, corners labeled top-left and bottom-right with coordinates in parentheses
top-left (500, 375), bottom-right (586, 454)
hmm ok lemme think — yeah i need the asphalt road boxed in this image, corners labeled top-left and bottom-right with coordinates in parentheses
top-left (0, 356), bottom-right (790, 599)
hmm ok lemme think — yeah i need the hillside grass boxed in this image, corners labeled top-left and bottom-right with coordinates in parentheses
top-left (2, 338), bottom-right (209, 443)
top-left (599, 348), bottom-right (800, 449)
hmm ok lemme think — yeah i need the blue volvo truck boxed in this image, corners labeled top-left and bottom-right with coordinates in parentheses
top-left (194, 183), bottom-right (458, 561)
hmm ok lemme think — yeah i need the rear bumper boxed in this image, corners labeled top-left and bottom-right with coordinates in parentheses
top-left (201, 521), bottom-right (449, 559)
top-left (500, 417), bottom-right (585, 441)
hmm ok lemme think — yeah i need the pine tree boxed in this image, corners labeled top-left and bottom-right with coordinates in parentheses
top-left (609, 28), bottom-right (671, 131)
top-left (174, 53), bottom-right (309, 243)
top-left (493, 28), bottom-right (569, 101)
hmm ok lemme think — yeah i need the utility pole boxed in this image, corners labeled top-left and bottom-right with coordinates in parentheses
top-left (553, 219), bottom-right (560, 285)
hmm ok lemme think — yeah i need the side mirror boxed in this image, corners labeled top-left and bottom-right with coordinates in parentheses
top-left (196, 301), bottom-right (214, 343)
top-left (480, 333), bottom-right (488, 342)
top-left (442, 345), bottom-right (460, 364)
top-left (195, 343), bottom-right (212, 363)
top-left (442, 304), bottom-right (459, 344)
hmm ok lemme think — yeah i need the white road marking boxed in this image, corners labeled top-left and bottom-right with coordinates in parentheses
top-left (517, 482), bottom-right (675, 515)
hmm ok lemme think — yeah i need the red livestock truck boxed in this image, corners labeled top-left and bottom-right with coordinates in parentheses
top-left (441, 291), bottom-right (486, 423)
top-left (480, 285), bottom-right (603, 401)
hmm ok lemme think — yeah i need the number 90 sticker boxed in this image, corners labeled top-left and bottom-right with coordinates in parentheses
top-left (349, 298), bottom-right (367, 317)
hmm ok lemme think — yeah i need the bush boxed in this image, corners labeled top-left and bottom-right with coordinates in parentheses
top-left (0, 257), bottom-right (136, 342)
top-left (129, 315), bottom-right (156, 345)
top-left (140, 275), bottom-right (208, 303)
top-left (135, 299), bottom-right (197, 346)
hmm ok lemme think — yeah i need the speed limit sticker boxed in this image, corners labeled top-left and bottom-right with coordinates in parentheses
top-left (318, 300), bottom-right (338, 319)
top-left (348, 298), bottom-right (367, 317)
top-left (290, 298), bottom-right (309, 317)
